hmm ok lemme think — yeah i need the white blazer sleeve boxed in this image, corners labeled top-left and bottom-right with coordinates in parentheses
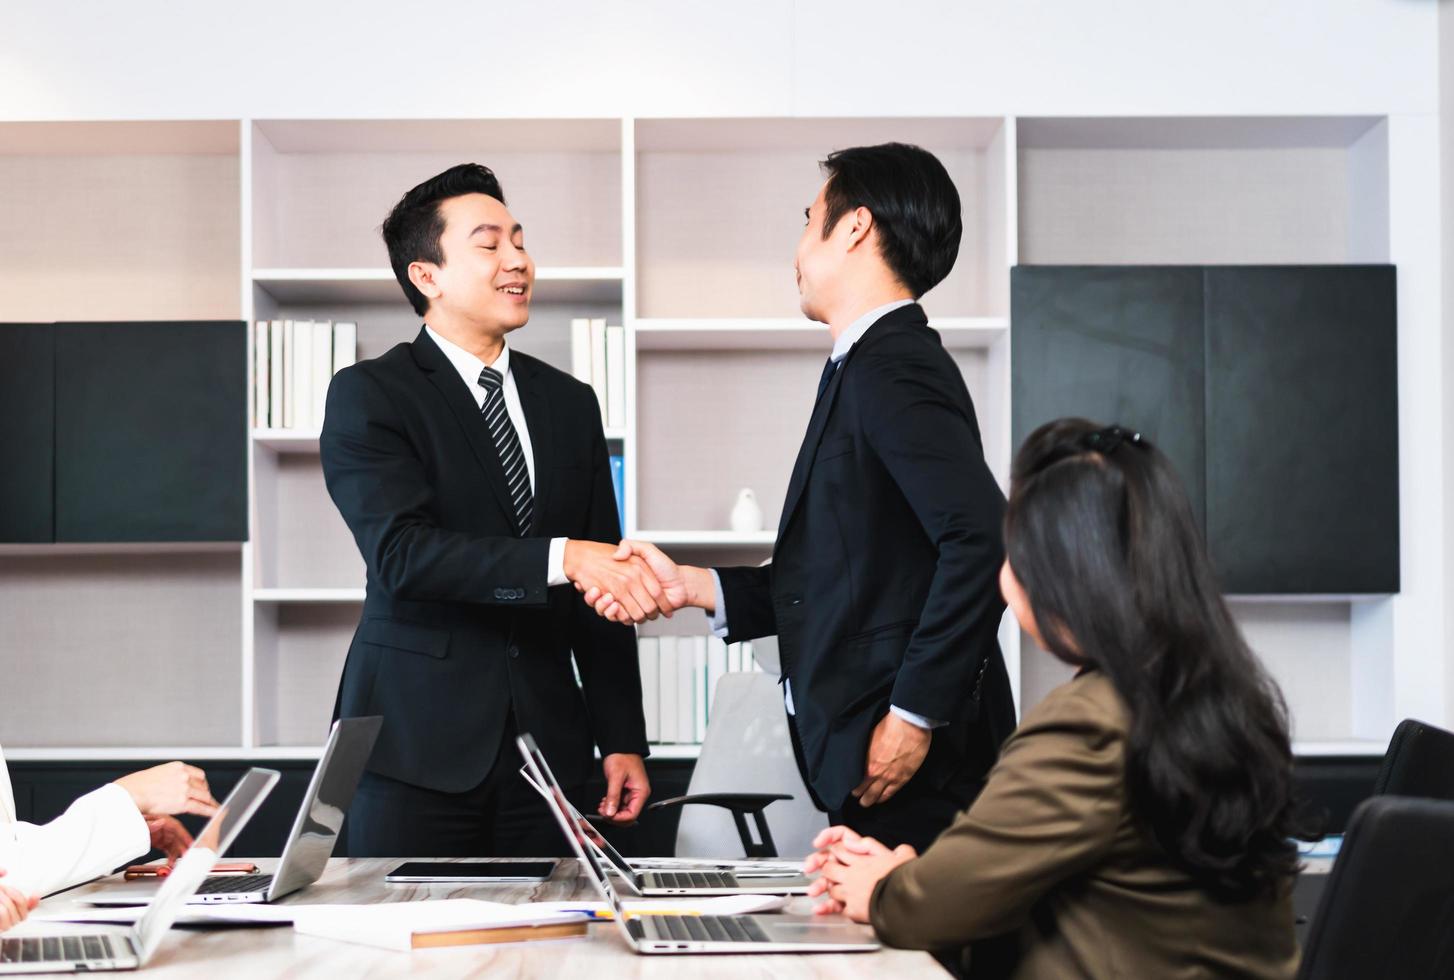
top-left (0, 781), bottom-right (150, 898)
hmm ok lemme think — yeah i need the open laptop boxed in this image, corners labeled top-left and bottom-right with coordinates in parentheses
top-left (517, 756), bottom-right (813, 896)
top-left (88, 716), bottom-right (381, 906)
top-left (0, 767), bottom-right (279, 974)
top-left (518, 733), bottom-right (877, 954)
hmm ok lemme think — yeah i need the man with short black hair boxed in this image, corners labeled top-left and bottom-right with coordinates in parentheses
top-left (322, 163), bottom-right (660, 857)
top-left (589, 144), bottom-right (1014, 851)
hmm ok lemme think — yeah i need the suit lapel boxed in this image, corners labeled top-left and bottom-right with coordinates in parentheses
top-left (777, 351), bottom-right (852, 540)
top-left (775, 304), bottom-right (927, 543)
top-left (512, 354), bottom-right (553, 535)
top-left (412, 329), bottom-right (519, 530)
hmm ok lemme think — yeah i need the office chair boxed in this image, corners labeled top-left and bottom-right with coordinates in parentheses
top-left (1295, 717), bottom-right (1454, 943)
top-left (645, 638), bottom-right (827, 859)
top-left (1372, 718), bottom-right (1454, 801)
top-left (1297, 796), bottom-right (1454, 979)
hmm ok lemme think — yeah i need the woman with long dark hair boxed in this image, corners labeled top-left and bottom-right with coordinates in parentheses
top-left (805, 418), bottom-right (1308, 978)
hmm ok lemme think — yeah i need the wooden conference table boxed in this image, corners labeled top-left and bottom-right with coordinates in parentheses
top-left (40, 857), bottom-right (948, 977)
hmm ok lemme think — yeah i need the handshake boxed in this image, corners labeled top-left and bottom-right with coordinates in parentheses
top-left (561, 539), bottom-right (715, 624)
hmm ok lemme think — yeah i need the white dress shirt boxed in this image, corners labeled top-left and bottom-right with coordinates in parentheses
top-left (425, 326), bottom-right (568, 586)
top-left (0, 743), bottom-right (149, 898)
top-left (707, 299), bottom-right (944, 730)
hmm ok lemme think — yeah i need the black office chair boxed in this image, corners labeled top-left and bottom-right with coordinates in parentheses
top-left (1297, 796), bottom-right (1454, 979)
top-left (1372, 718), bottom-right (1454, 800)
top-left (1295, 718), bottom-right (1454, 941)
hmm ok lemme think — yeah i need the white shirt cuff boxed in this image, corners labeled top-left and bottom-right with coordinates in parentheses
top-left (890, 705), bottom-right (947, 730)
top-left (547, 537), bottom-right (568, 587)
top-left (707, 569), bottom-right (730, 639)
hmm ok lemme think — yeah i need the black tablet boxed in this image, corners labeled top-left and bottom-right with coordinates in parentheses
top-left (383, 860), bottom-right (558, 883)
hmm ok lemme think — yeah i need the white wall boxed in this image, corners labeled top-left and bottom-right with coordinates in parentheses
top-left (0, 0), bottom-right (1449, 741)
top-left (0, 0), bottom-right (1438, 120)
top-left (1442, 0), bottom-right (1454, 724)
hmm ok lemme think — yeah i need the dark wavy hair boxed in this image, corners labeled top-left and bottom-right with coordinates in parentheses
top-left (1006, 418), bottom-right (1313, 900)
top-left (381, 163), bottom-right (505, 316)
top-left (819, 142), bottom-right (961, 298)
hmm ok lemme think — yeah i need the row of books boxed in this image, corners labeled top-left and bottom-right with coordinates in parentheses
top-left (638, 636), bottom-right (764, 744)
top-left (252, 319), bottom-right (358, 431)
top-left (570, 318), bottom-right (626, 430)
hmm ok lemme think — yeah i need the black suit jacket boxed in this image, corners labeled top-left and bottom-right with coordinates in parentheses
top-left (319, 328), bottom-right (647, 794)
top-left (715, 304), bottom-right (1015, 811)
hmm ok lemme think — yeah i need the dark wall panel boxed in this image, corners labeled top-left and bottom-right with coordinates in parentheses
top-left (1204, 267), bottom-right (1398, 594)
top-left (54, 321), bottom-right (247, 542)
top-left (1011, 266), bottom-right (1208, 527)
top-left (0, 324), bottom-right (55, 542)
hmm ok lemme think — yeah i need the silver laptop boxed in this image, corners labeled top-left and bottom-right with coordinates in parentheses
top-left (517, 758), bottom-right (813, 896)
top-left (517, 733), bottom-right (877, 954)
top-left (0, 767), bottom-right (279, 974)
top-left (87, 717), bottom-right (381, 906)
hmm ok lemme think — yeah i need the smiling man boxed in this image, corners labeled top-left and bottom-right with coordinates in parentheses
top-left (320, 163), bottom-right (660, 857)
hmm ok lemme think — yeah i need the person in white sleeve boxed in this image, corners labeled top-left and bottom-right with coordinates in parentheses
top-left (0, 742), bottom-right (218, 929)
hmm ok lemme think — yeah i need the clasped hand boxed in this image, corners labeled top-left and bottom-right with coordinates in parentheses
top-left (803, 825), bottom-right (916, 922)
top-left (572, 540), bottom-right (695, 625)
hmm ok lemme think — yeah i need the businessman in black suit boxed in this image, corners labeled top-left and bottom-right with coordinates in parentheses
top-left (584, 144), bottom-right (1015, 852)
top-left (321, 164), bottom-right (666, 857)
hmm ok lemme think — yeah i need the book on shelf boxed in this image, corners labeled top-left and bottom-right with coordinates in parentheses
top-left (570, 318), bottom-right (591, 385)
top-left (605, 324), bottom-right (625, 428)
top-left (280, 319), bottom-right (295, 429)
top-left (589, 318), bottom-right (608, 423)
top-left (253, 321), bottom-right (269, 428)
top-left (254, 319), bottom-right (359, 432)
top-left (268, 319), bottom-right (284, 429)
top-left (638, 637), bottom-right (660, 743)
top-left (570, 316), bottom-right (626, 430)
top-left (291, 319), bottom-right (314, 430)
top-left (609, 454), bottom-right (625, 534)
top-left (707, 636), bottom-right (728, 722)
top-left (657, 636), bottom-right (678, 743)
top-left (332, 320), bottom-right (357, 375)
top-left (676, 635), bottom-right (695, 745)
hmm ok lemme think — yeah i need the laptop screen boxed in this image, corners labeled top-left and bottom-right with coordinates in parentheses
top-left (132, 767), bottom-right (280, 962)
top-left (270, 715), bottom-right (381, 899)
top-left (515, 734), bottom-right (628, 922)
top-left (517, 760), bottom-right (637, 882)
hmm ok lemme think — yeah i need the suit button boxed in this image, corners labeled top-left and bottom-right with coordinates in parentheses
top-left (511, 589), bottom-right (523, 600)
top-left (790, 598), bottom-right (802, 606)
top-left (493, 588), bottom-right (505, 599)
top-left (508, 646), bottom-right (520, 659)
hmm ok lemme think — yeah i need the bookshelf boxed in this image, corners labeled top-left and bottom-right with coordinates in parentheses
top-left (0, 114), bottom-right (1410, 763)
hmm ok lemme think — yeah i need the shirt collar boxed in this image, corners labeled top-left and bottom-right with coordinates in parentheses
top-left (830, 298), bottom-right (916, 362)
top-left (425, 324), bottom-right (511, 391)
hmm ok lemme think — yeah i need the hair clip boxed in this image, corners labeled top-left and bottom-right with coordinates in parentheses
top-left (1081, 425), bottom-right (1142, 455)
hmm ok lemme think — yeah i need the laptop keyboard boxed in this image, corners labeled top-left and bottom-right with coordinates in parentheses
top-left (645, 870), bottom-right (738, 890)
top-left (640, 914), bottom-right (772, 944)
top-left (195, 873), bottom-right (274, 895)
top-left (0, 934), bottom-right (120, 963)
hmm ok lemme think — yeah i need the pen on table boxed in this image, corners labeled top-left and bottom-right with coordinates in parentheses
top-left (558, 908), bottom-right (704, 920)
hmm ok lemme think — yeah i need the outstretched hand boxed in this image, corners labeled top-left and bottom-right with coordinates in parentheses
top-left (564, 540), bottom-right (670, 624)
top-left (578, 540), bottom-right (703, 625)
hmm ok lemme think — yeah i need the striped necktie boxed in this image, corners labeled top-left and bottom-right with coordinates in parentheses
top-left (477, 366), bottom-right (533, 535)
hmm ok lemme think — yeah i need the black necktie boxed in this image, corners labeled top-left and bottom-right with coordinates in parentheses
top-left (816, 357), bottom-right (840, 403)
top-left (477, 366), bottom-right (533, 536)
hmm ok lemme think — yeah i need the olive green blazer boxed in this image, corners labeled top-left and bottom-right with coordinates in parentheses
top-left (869, 669), bottom-right (1300, 979)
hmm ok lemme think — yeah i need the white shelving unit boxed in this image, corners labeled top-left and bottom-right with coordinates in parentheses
top-left (0, 113), bottom-right (1418, 765)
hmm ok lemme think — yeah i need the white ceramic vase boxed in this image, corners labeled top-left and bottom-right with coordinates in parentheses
top-left (729, 488), bottom-right (764, 532)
